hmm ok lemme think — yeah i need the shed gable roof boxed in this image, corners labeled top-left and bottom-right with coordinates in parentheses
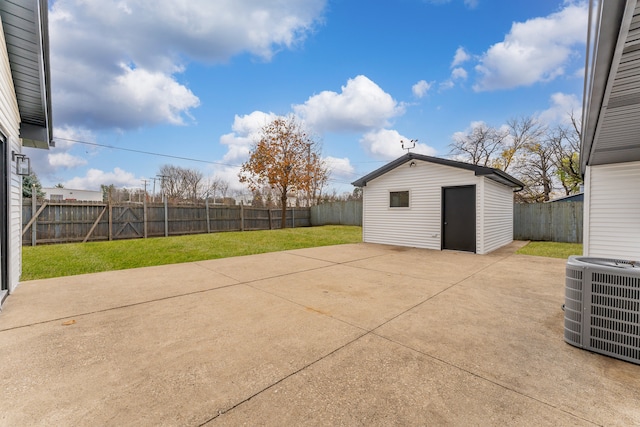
top-left (0, 0), bottom-right (52, 149)
top-left (351, 153), bottom-right (524, 190)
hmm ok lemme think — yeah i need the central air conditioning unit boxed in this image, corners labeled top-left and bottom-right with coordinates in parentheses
top-left (564, 256), bottom-right (640, 365)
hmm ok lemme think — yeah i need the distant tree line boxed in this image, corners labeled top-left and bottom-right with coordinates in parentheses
top-left (449, 112), bottom-right (582, 202)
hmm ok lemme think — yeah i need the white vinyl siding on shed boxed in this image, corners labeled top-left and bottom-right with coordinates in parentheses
top-left (361, 159), bottom-right (515, 254)
top-left (584, 162), bottom-right (640, 259)
top-left (0, 15), bottom-right (23, 292)
top-left (363, 162), bottom-right (475, 250)
top-left (478, 178), bottom-right (514, 254)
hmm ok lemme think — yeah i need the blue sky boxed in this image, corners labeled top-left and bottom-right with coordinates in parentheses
top-left (29, 0), bottom-right (587, 196)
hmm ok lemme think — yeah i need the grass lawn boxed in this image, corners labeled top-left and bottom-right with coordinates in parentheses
top-left (22, 225), bottom-right (362, 280)
top-left (516, 241), bottom-right (583, 259)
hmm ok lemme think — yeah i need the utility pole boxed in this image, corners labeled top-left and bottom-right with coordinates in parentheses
top-left (157, 175), bottom-right (169, 237)
top-left (142, 179), bottom-right (148, 202)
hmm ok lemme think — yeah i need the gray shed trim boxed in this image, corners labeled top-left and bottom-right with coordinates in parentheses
top-left (0, 0), bottom-right (52, 149)
top-left (581, 0), bottom-right (640, 172)
top-left (351, 153), bottom-right (524, 190)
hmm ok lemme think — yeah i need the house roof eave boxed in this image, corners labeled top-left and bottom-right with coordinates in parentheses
top-left (0, 0), bottom-right (52, 149)
top-left (581, 0), bottom-right (639, 173)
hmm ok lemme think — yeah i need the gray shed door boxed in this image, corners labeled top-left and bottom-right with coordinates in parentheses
top-left (442, 185), bottom-right (476, 253)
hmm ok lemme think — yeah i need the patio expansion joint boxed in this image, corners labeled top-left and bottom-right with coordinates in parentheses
top-left (197, 329), bottom-right (371, 426)
top-left (370, 333), bottom-right (600, 426)
top-left (200, 253), bottom-right (535, 424)
top-left (285, 250), bottom-right (394, 266)
top-left (0, 263), bottom-right (343, 333)
top-left (357, 252), bottom-right (600, 426)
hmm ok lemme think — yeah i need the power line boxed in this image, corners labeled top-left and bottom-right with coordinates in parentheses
top-left (53, 136), bottom-right (364, 182)
top-left (53, 137), bottom-right (240, 168)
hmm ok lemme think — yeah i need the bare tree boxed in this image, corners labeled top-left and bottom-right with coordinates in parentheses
top-left (515, 139), bottom-right (556, 202)
top-left (501, 116), bottom-right (547, 172)
top-left (549, 111), bottom-right (583, 195)
top-left (449, 122), bottom-right (509, 167)
top-left (158, 164), bottom-right (205, 203)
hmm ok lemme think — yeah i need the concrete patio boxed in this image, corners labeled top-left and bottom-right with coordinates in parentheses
top-left (0, 242), bottom-right (638, 426)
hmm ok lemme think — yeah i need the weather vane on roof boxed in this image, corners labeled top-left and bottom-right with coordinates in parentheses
top-left (400, 139), bottom-right (417, 153)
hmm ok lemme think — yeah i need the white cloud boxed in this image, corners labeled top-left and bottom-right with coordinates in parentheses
top-left (439, 80), bottom-right (455, 91)
top-left (473, 2), bottom-right (588, 91)
top-left (50, 0), bottom-right (326, 129)
top-left (323, 156), bottom-right (355, 180)
top-left (24, 125), bottom-right (96, 184)
top-left (425, 0), bottom-right (478, 8)
top-left (219, 111), bottom-right (277, 163)
top-left (439, 66), bottom-right (469, 92)
top-left (451, 67), bottom-right (468, 81)
top-left (293, 75), bottom-right (404, 132)
top-left (537, 92), bottom-right (582, 125)
top-left (215, 111), bottom-right (281, 192)
top-left (412, 80), bottom-right (433, 98)
top-left (110, 64), bottom-right (200, 126)
top-left (451, 47), bottom-right (471, 68)
top-left (360, 129), bottom-right (437, 159)
top-left (63, 167), bottom-right (142, 191)
top-left (210, 165), bottom-right (247, 192)
top-left (48, 153), bottom-right (87, 169)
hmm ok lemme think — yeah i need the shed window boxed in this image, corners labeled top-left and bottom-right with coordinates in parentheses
top-left (390, 191), bottom-right (409, 208)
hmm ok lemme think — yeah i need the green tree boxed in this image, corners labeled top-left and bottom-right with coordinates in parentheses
top-left (101, 184), bottom-right (115, 202)
top-left (22, 172), bottom-right (45, 199)
top-left (239, 115), bottom-right (328, 228)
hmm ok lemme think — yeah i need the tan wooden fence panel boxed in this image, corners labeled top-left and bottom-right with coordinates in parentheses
top-left (311, 201), bottom-right (363, 226)
top-left (22, 200), bottom-right (311, 246)
top-left (513, 202), bottom-right (583, 243)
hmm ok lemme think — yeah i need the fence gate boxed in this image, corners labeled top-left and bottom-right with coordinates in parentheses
top-left (112, 206), bottom-right (144, 239)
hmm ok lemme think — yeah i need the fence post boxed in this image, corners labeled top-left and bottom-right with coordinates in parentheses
top-left (31, 195), bottom-right (37, 246)
top-left (108, 199), bottom-right (113, 241)
top-left (268, 209), bottom-right (272, 230)
top-left (240, 202), bottom-right (244, 231)
top-left (205, 197), bottom-right (211, 233)
top-left (143, 196), bottom-right (148, 239)
top-left (164, 196), bottom-right (169, 237)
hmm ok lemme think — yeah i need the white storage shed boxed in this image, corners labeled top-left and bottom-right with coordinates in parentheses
top-left (352, 153), bottom-right (523, 254)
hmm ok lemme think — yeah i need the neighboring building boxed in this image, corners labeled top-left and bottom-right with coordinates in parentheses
top-left (0, 0), bottom-right (52, 304)
top-left (547, 193), bottom-right (584, 203)
top-left (43, 187), bottom-right (103, 202)
top-left (581, 0), bottom-right (640, 259)
top-left (352, 153), bottom-right (523, 254)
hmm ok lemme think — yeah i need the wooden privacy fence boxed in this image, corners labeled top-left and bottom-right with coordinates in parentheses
top-left (513, 202), bottom-right (583, 243)
top-left (22, 199), bottom-right (310, 246)
top-left (309, 199), bottom-right (582, 243)
top-left (310, 200), bottom-right (363, 226)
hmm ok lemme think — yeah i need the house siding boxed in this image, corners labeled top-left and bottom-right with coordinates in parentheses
top-left (584, 161), bottom-right (640, 259)
top-left (362, 161), bottom-right (483, 250)
top-left (0, 16), bottom-right (23, 293)
top-left (479, 178), bottom-right (514, 254)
